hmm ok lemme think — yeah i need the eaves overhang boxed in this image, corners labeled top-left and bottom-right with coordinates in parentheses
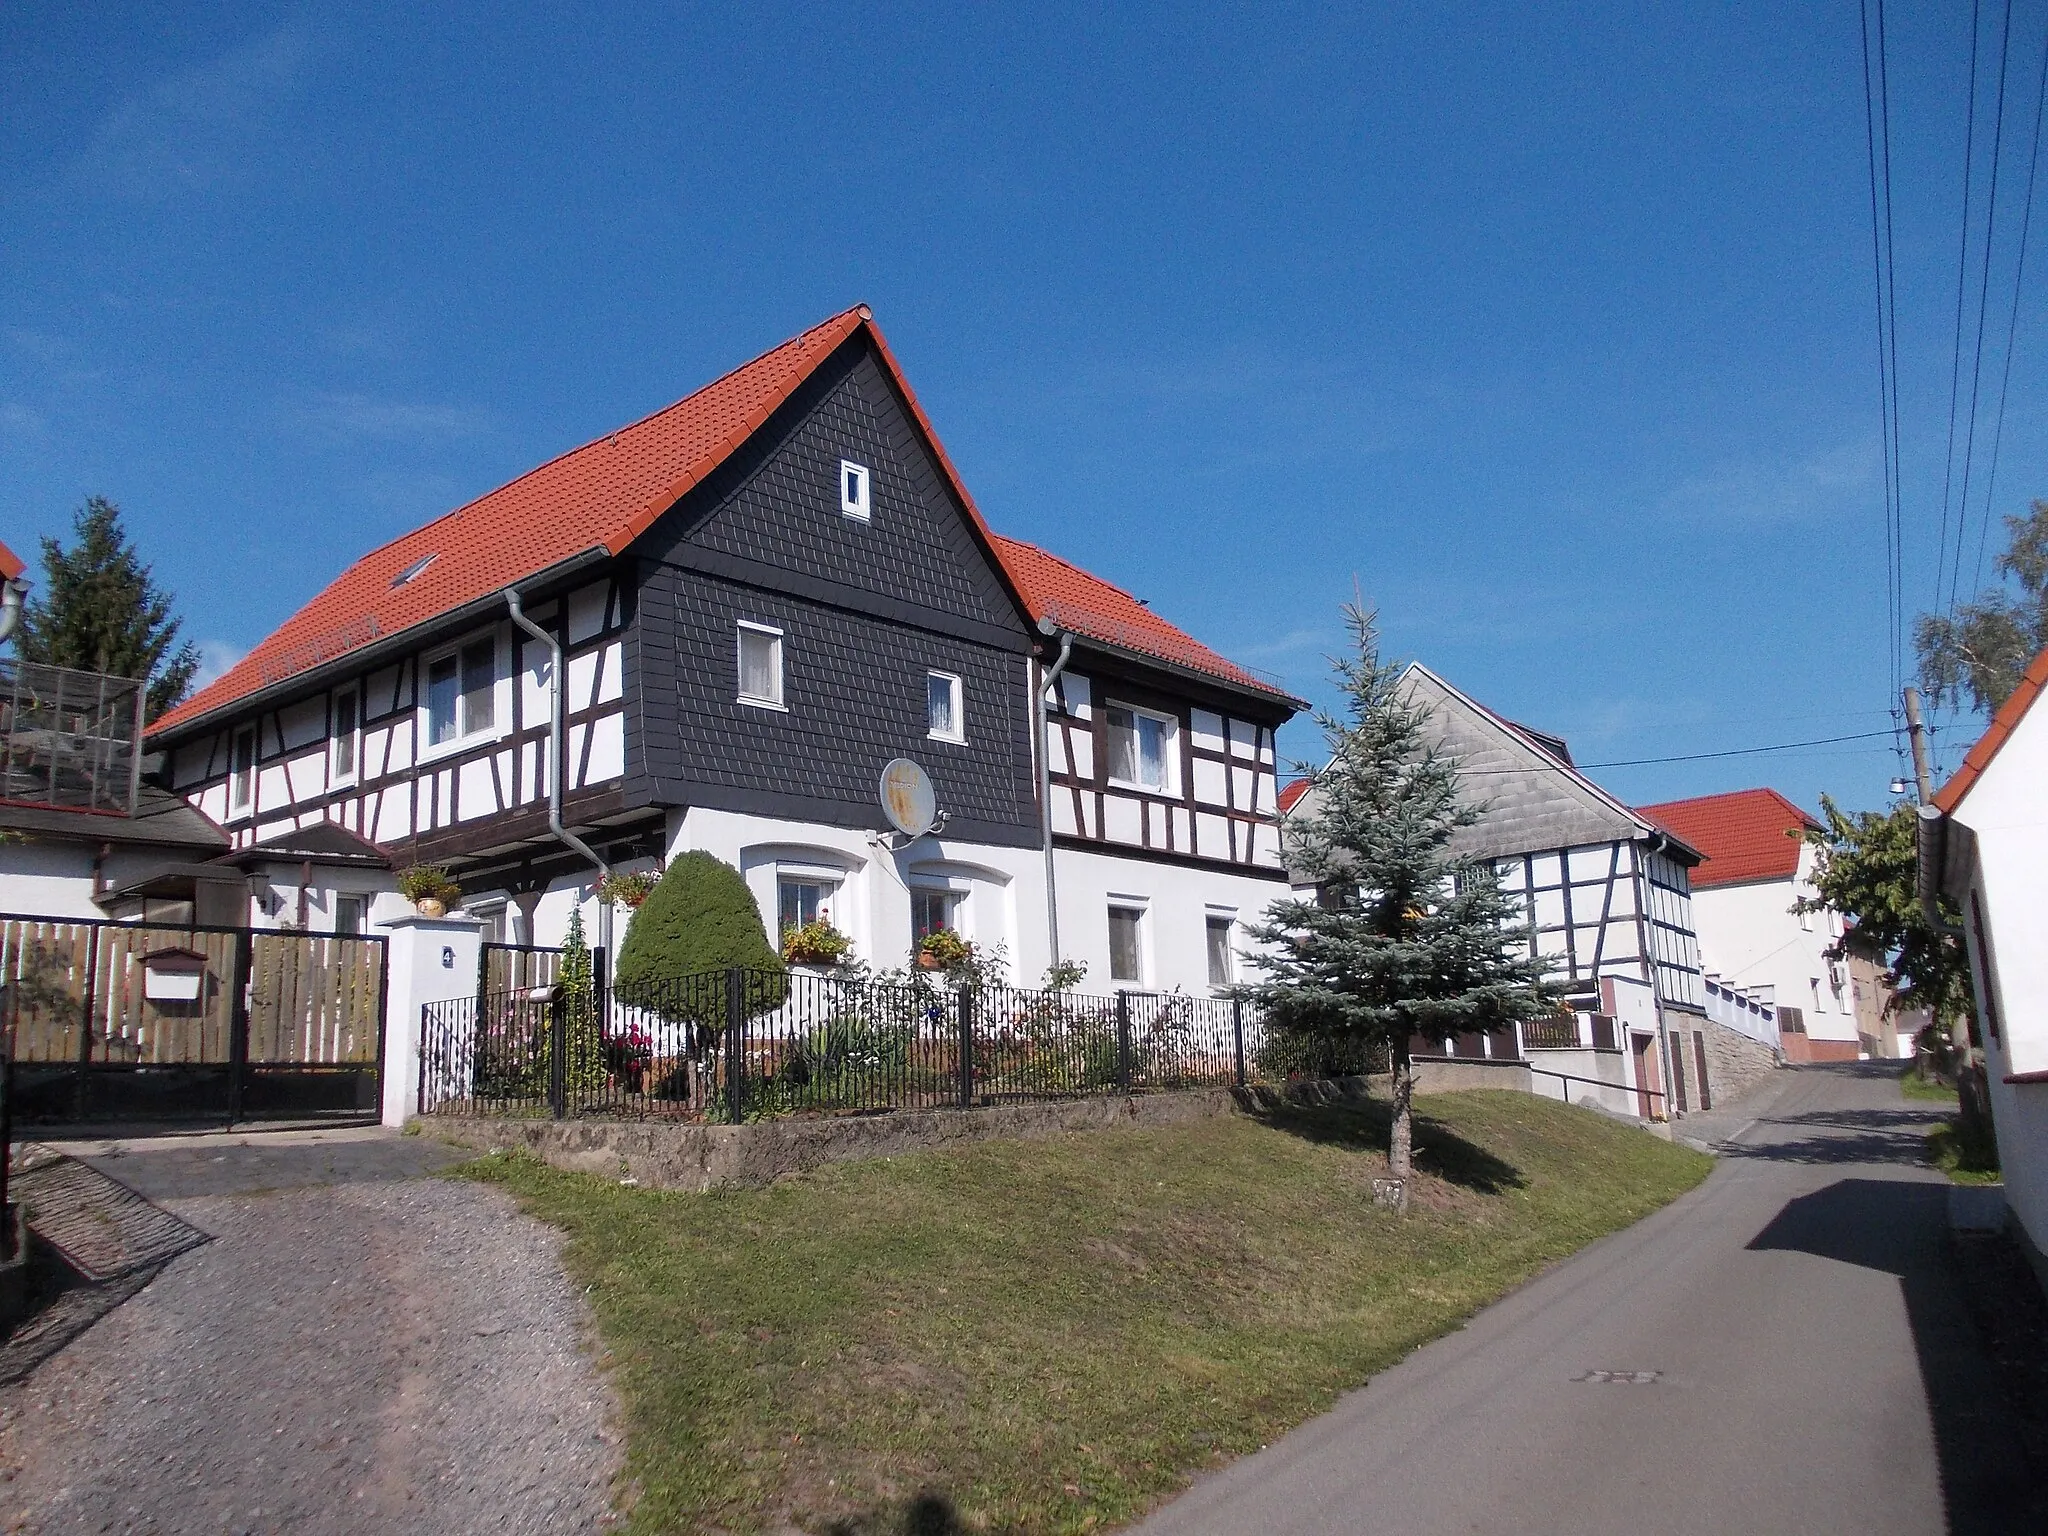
top-left (145, 547), bottom-right (612, 748)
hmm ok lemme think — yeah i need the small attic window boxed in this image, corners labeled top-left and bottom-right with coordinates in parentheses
top-left (840, 461), bottom-right (871, 521)
top-left (391, 554), bottom-right (436, 588)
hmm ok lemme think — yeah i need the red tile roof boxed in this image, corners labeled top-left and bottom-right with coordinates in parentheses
top-left (153, 305), bottom-right (1292, 736)
top-left (1637, 787), bottom-right (1818, 888)
top-left (0, 538), bottom-right (23, 583)
top-left (156, 306), bottom-right (889, 732)
top-left (1932, 641), bottom-right (2048, 813)
top-left (1277, 777), bottom-right (1312, 813)
top-left (990, 535), bottom-right (1295, 702)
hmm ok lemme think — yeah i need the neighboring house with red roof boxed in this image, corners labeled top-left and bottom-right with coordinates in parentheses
top-left (1281, 664), bottom-right (1781, 1120)
top-left (142, 305), bottom-right (1301, 1071)
top-left (1926, 640), bottom-right (2048, 1284)
top-left (1639, 788), bottom-right (1888, 1064)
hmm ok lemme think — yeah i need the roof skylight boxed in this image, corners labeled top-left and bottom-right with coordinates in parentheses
top-left (391, 554), bottom-right (436, 588)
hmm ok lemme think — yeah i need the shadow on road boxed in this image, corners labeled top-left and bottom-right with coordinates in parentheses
top-left (1719, 1106), bottom-right (1938, 1167)
top-left (1748, 1178), bottom-right (2046, 1533)
top-left (1247, 1101), bottom-right (1526, 1194)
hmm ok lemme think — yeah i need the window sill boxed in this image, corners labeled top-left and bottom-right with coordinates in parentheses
top-left (927, 730), bottom-right (966, 746)
top-left (737, 696), bottom-right (789, 713)
top-left (1106, 777), bottom-right (1178, 798)
top-left (417, 729), bottom-right (505, 766)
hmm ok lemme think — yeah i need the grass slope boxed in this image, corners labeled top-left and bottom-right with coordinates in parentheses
top-left (465, 1091), bottom-right (1710, 1534)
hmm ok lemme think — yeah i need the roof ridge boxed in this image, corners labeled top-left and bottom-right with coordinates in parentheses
top-left (1640, 785), bottom-right (1819, 827)
top-left (355, 304), bottom-right (872, 571)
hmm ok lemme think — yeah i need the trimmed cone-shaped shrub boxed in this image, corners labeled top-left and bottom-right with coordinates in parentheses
top-left (615, 850), bottom-right (786, 1017)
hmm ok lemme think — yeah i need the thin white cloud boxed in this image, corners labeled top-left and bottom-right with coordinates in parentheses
top-left (190, 641), bottom-right (246, 692)
top-left (1654, 441), bottom-right (1875, 525)
top-left (1230, 625), bottom-right (1329, 661)
top-left (71, 24), bottom-right (312, 200)
top-left (294, 393), bottom-right (492, 443)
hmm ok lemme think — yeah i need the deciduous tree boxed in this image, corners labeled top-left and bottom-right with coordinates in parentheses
top-left (1916, 499), bottom-right (2048, 713)
top-left (1799, 797), bottom-right (1974, 1030)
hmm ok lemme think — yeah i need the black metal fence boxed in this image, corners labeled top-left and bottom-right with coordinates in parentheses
top-left (418, 967), bottom-right (1270, 1122)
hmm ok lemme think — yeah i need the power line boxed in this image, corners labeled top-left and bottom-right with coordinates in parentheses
top-left (1861, 0), bottom-right (1907, 698)
top-left (1454, 731), bottom-right (1897, 775)
top-left (1936, 0), bottom-right (1987, 619)
top-left (1881, 0), bottom-right (1905, 700)
top-left (1972, 11), bottom-right (2048, 594)
top-left (1948, 0), bottom-right (2016, 621)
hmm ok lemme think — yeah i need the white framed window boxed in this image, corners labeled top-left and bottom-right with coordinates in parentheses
top-left (1106, 703), bottom-right (1178, 794)
top-left (840, 460), bottom-right (871, 520)
top-left (1206, 912), bottom-right (1236, 987)
top-left (1108, 903), bottom-right (1146, 985)
top-left (778, 876), bottom-right (839, 935)
top-left (424, 636), bottom-right (498, 751)
top-left (911, 886), bottom-right (961, 942)
top-left (926, 670), bottom-right (964, 742)
top-left (228, 726), bottom-right (257, 816)
top-left (330, 685), bottom-right (360, 786)
top-left (737, 622), bottom-right (785, 709)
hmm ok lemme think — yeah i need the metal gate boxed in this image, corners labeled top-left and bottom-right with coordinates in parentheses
top-left (0, 913), bottom-right (387, 1125)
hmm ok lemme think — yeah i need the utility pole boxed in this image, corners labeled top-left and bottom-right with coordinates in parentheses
top-left (1903, 685), bottom-right (1975, 1074)
top-left (1902, 686), bottom-right (1935, 804)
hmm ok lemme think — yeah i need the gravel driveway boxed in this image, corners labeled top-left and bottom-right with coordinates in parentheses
top-left (0, 1129), bottom-right (620, 1534)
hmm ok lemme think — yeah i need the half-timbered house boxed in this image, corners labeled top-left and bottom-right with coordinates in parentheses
top-left (1281, 663), bottom-right (1778, 1118)
top-left (143, 305), bottom-right (1299, 1000)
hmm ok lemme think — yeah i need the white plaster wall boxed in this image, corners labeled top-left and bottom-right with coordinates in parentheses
top-left (1689, 852), bottom-right (1857, 1044)
top-left (448, 810), bottom-right (1293, 1000)
top-left (1526, 1046), bottom-right (1637, 1118)
top-left (0, 842), bottom-right (244, 922)
top-left (662, 806), bottom-right (1051, 984)
top-left (1050, 845), bottom-right (1286, 996)
top-left (1985, 1033), bottom-right (2048, 1267)
top-left (0, 840), bottom-right (104, 919)
top-left (1955, 724), bottom-right (2048, 1077)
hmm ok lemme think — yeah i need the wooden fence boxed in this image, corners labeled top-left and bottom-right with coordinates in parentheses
top-left (0, 914), bottom-right (386, 1122)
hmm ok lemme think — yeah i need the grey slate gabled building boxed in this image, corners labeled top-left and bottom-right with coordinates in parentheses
top-left (1282, 663), bottom-right (1776, 1117)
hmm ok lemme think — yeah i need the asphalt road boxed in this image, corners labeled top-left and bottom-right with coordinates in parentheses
top-left (1136, 1063), bottom-right (2039, 1536)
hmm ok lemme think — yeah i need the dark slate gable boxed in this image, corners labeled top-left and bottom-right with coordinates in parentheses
top-left (643, 338), bottom-right (1026, 640)
top-left (626, 332), bottom-right (1040, 847)
top-left (634, 567), bottom-right (1037, 844)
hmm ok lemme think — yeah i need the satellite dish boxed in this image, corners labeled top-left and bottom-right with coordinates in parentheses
top-left (879, 757), bottom-right (939, 838)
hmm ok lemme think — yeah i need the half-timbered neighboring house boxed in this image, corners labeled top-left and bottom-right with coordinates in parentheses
top-left (142, 305), bottom-right (1299, 1002)
top-left (1281, 663), bottom-right (1778, 1118)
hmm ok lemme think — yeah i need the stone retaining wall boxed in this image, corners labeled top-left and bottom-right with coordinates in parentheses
top-left (427, 1067), bottom-right (1666, 1194)
top-left (1688, 1015), bottom-right (1780, 1110)
top-left (430, 1089), bottom-right (1248, 1192)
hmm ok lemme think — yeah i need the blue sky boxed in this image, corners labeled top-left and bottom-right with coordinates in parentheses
top-left (3, 2), bottom-right (2041, 812)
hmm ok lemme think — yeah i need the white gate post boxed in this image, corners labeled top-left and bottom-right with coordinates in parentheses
top-left (377, 912), bottom-right (485, 1127)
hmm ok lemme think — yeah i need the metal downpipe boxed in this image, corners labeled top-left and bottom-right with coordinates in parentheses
top-left (505, 589), bottom-right (611, 958)
top-left (1036, 627), bottom-right (1075, 973)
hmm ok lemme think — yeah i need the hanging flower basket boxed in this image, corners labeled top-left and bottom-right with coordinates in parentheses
top-left (598, 869), bottom-right (660, 909)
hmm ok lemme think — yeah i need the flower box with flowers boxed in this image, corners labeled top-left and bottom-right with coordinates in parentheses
top-left (782, 921), bottom-right (852, 969)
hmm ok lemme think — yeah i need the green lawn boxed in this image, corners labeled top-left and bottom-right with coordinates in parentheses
top-left (1898, 1065), bottom-right (1957, 1104)
top-left (1928, 1117), bottom-right (2003, 1184)
top-left (463, 1091), bottom-right (1711, 1534)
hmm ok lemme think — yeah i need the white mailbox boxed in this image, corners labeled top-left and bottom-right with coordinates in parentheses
top-left (141, 948), bottom-right (208, 1004)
